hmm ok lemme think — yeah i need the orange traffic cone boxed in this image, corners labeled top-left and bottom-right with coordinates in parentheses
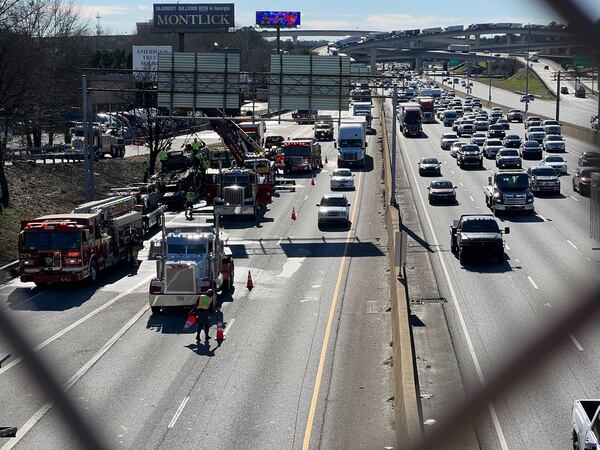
top-left (216, 322), bottom-right (224, 341)
top-left (246, 270), bottom-right (254, 290)
top-left (291, 207), bottom-right (297, 220)
top-left (311, 175), bottom-right (316, 186)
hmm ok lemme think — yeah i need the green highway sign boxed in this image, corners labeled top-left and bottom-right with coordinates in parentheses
top-left (573, 57), bottom-right (596, 68)
top-left (449, 58), bottom-right (460, 67)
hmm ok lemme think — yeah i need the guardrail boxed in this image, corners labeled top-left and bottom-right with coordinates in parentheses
top-left (0, 260), bottom-right (19, 285)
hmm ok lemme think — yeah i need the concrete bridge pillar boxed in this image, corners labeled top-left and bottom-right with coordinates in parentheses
top-left (415, 56), bottom-right (422, 73)
top-left (369, 48), bottom-right (378, 72)
top-left (565, 47), bottom-right (572, 56)
top-left (474, 34), bottom-right (481, 49)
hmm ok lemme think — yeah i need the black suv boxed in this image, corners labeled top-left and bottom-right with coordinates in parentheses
top-left (488, 124), bottom-right (506, 139)
top-left (507, 109), bottom-right (523, 122)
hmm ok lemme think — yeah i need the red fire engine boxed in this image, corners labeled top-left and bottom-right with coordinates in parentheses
top-left (276, 139), bottom-right (323, 174)
top-left (19, 195), bottom-right (143, 286)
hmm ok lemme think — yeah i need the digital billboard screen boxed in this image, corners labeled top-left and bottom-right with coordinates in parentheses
top-left (256, 11), bottom-right (300, 28)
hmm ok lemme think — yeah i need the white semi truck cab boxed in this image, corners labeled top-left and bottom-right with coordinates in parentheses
top-left (336, 118), bottom-right (367, 168)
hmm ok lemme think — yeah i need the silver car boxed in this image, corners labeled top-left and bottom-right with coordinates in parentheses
top-left (543, 155), bottom-right (568, 175)
top-left (450, 141), bottom-right (466, 158)
top-left (543, 134), bottom-right (566, 152)
top-left (330, 168), bottom-right (355, 190)
top-left (471, 132), bottom-right (487, 146)
top-left (483, 139), bottom-right (503, 158)
top-left (441, 132), bottom-right (459, 150)
top-left (317, 194), bottom-right (350, 226)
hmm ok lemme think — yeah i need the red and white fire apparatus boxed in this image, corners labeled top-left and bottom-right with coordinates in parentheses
top-left (19, 195), bottom-right (143, 286)
top-left (276, 139), bottom-right (323, 174)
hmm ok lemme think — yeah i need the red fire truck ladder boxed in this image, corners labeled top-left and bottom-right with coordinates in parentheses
top-left (72, 195), bottom-right (137, 219)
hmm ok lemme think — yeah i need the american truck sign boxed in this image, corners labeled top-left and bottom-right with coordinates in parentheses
top-left (153, 3), bottom-right (235, 33)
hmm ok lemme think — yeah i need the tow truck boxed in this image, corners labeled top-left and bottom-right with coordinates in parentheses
top-left (70, 122), bottom-right (126, 158)
top-left (213, 168), bottom-right (269, 219)
top-left (19, 195), bottom-right (143, 286)
top-left (149, 207), bottom-right (233, 314)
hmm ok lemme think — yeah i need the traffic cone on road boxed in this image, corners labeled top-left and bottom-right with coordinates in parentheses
top-left (291, 207), bottom-right (297, 220)
top-left (216, 322), bottom-right (224, 341)
top-left (246, 270), bottom-right (254, 290)
top-left (311, 175), bottom-right (316, 186)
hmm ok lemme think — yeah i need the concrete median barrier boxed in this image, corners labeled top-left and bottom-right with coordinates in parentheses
top-left (0, 261), bottom-right (19, 285)
top-left (378, 98), bottom-right (422, 447)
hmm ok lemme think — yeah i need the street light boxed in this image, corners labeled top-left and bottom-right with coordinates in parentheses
top-left (524, 24), bottom-right (531, 114)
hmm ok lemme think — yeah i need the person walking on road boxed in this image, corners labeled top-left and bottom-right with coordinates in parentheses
top-left (194, 289), bottom-right (216, 344)
top-left (184, 188), bottom-right (196, 220)
top-left (158, 147), bottom-right (169, 174)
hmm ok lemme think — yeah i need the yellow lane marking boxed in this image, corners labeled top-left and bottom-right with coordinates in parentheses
top-left (302, 168), bottom-right (365, 449)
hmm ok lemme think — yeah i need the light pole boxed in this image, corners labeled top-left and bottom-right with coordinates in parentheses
top-left (391, 86), bottom-right (398, 207)
top-left (488, 59), bottom-right (492, 105)
top-left (524, 25), bottom-right (531, 114)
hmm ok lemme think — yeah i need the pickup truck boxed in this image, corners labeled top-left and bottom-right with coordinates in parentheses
top-left (450, 214), bottom-right (509, 264)
top-left (573, 399), bottom-right (600, 450)
top-left (484, 171), bottom-right (535, 214)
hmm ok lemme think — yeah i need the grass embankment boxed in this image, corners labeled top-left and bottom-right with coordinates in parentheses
top-left (488, 67), bottom-right (553, 99)
top-left (0, 157), bottom-right (146, 266)
top-left (451, 62), bottom-right (487, 75)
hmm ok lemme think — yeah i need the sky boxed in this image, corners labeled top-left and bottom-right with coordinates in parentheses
top-left (75, 0), bottom-right (600, 35)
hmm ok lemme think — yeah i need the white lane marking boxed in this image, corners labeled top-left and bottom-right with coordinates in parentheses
top-left (168, 397), bottom-right (190, 429)
top-left (459, 181), bottom-right (464, 186)
top-left (451, 170), bottom-right (455, 174)
top-left (0, 276), bottom-right (152, 376)
top-left (469, 195), bottom-right (475, 202)
top-left (277, 238), bottom-right (283, 246)
top-left (570, 195), bottom-right (580, 202)
top-left (304, 195), bottom-right (309, 200)
top-left (566, 240), bottom-right (578, 250)
top-left (2, 303), bottom-right (149, 450)
top-left (397, 127), bottom-right (509, 450)
top-left (505, 244), bottom-right (510, 251)
top-left (570, 334), bottom-right (584, 351)
top-left (1, 289), bottom-right (48, 311)
top-left (537, 214), bottom-right (548, 222)
top-left (224, 318), bottom-right (235, 336)
top-left (527, 276), bottom-right (539, 290)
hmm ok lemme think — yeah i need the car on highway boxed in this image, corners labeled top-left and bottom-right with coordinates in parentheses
top-left (496, 118), bottom-right (510, 130)
top-left (578, 151), bottom-right (600, 168)
top-left (520, 94), bottom-right (535, 103)
top-left (443, 110), bottom-right (458, 126)
top-left (427, 179), bottom-right (456, 204)
top-left (475, 119), bottom-right (489, 131)
top-left (488, 124), bottom-right (506, 139)
top-left (457, 120), bottom-right (476, 136)
top-left (572, 167), bottom-right (600, 196)
top-left (483, 139), bottom-right (504, 158)
top-left (527, 164), bottom-right (561, 194)
top-left (452, 117), bottom-right (464, 132)
top-left (543, 155), bottom-right (568, 175)
top-left (317, 194), bottom-right (350, 226)
top-left (503, 134), bottom-right (522, 148)
top-left (489, 111), bottom-right (503, 124)
top-left (525, 116), bottom-right (542, 129)
top-left (457, 144), bottom-right (483, 168)
top-left (526, 125), bottom-right (545, 136)
top-left (560, 86), bottom-right (569, 94)
top-left (519, 140), bottom-right (543, 159)
top-left (440, 132), bottom-right (459, 150)
top-left (527, 131), bottom-right (546, 145)
top-left (329, 168), bottom-right (355, 190)
top-left (543, 134), bottom-right (566, 152)
top-left (544, 124), bottom-right (561, 136)
top-left (575, 85), bottom-right (586, 98)
top-left (450, 141), bottom-right (466, 158)
top-left (450, 214), bottom-right (509, 264)
top-left (471, 132), bottom-right (487, 146)
top-left (592, 115), bottom-right (598, 130)
top-left (507, 109), bottom-right (524, 122)
top-left (496, 148), bottom-right (522, 169)
top-left (419, 157), bottom-right (442, 176)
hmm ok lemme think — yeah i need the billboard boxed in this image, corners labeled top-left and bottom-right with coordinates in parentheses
top-left (256, 11), bottom-right (300, 28)
top-left (132, 45), bottom-right (172, 81)
top-left (153, 3), bottom-right (235, 33)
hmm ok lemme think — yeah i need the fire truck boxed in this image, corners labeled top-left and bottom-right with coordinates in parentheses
top-left (70, 123), bottom-right (126, 158)
top-left (276, 139), bottom-right (323, 174)
top-left (238, 121), bottom-right (265, 147)
top-left (149, 208), bottom-right (233, 314)
top-left (19, 195), bottom-right (143, 286)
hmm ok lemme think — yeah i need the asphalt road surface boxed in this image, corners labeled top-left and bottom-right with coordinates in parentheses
top-left (0, 111), bottom-right (395, 449)
top-left (386, 94), bottom-right (599, 449)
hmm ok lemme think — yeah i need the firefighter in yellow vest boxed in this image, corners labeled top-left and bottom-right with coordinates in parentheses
top-left (194, 289), bottom-right (216, 343)
top-left (158, 147), bottom-right (168, 173)
top-left (184, 188), bottom-right (196, 220)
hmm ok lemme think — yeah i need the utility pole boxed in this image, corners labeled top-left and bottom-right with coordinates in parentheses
top-left (524, 25), bottom-right (531, 114)
top-left (82, 75), bottom-right (95, 202)
top-left (391, 86), bottom-right (398, 207)
top-left (488, 59), bottom-right (492, 105)
top-left (555, 70), bottom-right (561, 121)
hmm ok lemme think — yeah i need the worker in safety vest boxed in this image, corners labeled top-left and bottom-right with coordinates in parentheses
top-left (184, 188), bottom-right (196, 220)
top-left (194, 289), bottom-right (216, 343)
top-left (158, 147), bottom-right (168, 173)
top-left (142, 160), bottom-right (150, 182)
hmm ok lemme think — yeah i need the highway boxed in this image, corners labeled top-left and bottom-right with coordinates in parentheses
top-left (384, 91), bottom-right (599, 449)
top-left (444, 65), bottom-right (598, 129)
top-left (0, 112), bottom-right (395, 449)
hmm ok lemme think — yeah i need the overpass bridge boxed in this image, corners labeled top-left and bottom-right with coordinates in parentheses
top-left (256, 29), bottom-right (376, 42)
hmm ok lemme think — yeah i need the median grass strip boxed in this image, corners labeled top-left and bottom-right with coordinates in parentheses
top-left (488, 67), bottom-right (553, 99)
